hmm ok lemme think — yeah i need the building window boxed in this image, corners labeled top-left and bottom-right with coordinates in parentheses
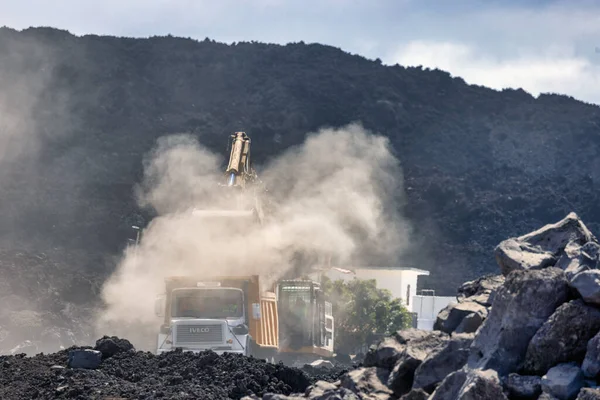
top-left (406, 284), bottom-right (411, 306)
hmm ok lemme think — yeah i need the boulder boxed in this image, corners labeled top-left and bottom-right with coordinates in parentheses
top-left (412, 333), bottom-right (474, 393)
top-left (495, 238), bottom-right (557, 275)
top-left (340, 367), bottom-right (393, 399)
top-left (504, 373), bottom-right (542, 399)
top-left (582, 331), bottom-right (600, 378)
top-left (469, 268), bottom-right (570, 376)
top-left (455, 368), bottom-right (507, 400)
top-left (578, 388), bottom-right (600, 400)
top-left (363, 337), bottom-right (406, 370)
top-left (514, 213), bottom-right (596, 251)
top-left (456, 274), bottom-right (505, 306)
top-left (454, 308), bottom-right (488, 334)
top-left (523, 299), bottom-right (600, 375)
top-left (393, 329), bottom-right (432, 344)
top-left (67, 349), bottom-right (102, 369)
top-left (457, 274), bottom-right (505, 298)
top-left (555, 241), bottom-right (600, 280)
top-left (541, 362), bottom-right (585, 400)
top-left (570, 270), bottom-right (600, 306)
top-left (94, 336), bottom-right (134, 359)
top-left (386, 331), bottom-right (449, 396)
top-left (495, 213), bottom-right (596, 276)
top-left (429, 368), bottom-right (507, 400)
top-left (429, 368), bottom-right (468, 400)
top-left (434, 301), bottom-right (487, 334)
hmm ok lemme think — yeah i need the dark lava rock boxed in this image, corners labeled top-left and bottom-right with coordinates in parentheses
top-left (578, 388), bottom-right (600, 399)
top-left (94, 336), bottom-right (135, 359)
top-left (412, 333), bottom-right (473, 393)
top-left (555, 241), bottom-right (600, 280)
top-left (430, 368), bottom-right (507, 400)
top-left (523, 299), bottom-right (600, 375)
top-left (455, 368), bottom-right (507, 400)
top-left (468, 267), bottom-right (570, 376)
top-left (454, 309), bottom-right (487, 334)
top-left (504, 373), bottom-right (542, 399)
top-left (67, 349), bottom-right (102, 369)
top-left (433, 300), bottom-right (487, 334)
top-left (0, 340), bottom-right (320, 399)
top-left (340, 367), bottom-right (392, 399)
top-left (495, 212), bottom-right (596, 276)
top-left (571, 270), bottom-right (600, 307)
top-left (363, 336), bottom-right (405, 370)
top-left (429, 368), bottom-right (468, 400)
top-left (456, 274), bottom-right (505, 305)
top-left (583, 331), bottom-right (600, 378)
top-left (541, 362), bottom-right (585, 400)
top-left (387, 331), bottom-right (449, 396)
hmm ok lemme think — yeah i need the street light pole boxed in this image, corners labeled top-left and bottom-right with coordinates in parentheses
top-left (132, 225), bottom-right (140, 246)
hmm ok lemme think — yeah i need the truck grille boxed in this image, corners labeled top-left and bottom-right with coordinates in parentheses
top-left (175, 324), bottom-right (224, 344)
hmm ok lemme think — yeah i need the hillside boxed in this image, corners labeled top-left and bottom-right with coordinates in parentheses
top-left (1, 25), bottom-right (600, 303)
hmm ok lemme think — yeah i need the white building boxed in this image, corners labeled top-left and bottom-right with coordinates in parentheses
top-left (309, 265), bottom-right (457, 331)
top-left (312, 266), bottom-right (430, 310)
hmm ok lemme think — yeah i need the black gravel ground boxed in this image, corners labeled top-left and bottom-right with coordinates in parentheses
top-left (0, 337), bottom-right (340, 400)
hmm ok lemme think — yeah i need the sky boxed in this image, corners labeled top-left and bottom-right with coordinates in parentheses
top-left (1, 0), bottom-right (600, 105)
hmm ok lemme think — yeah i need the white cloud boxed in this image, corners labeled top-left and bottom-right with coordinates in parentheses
top-left (385, 2), bottom-right (600, 105)
top-left (390, 41), bottom-right (600, 104)
top-left (2, 0), bottom-right (600, 104)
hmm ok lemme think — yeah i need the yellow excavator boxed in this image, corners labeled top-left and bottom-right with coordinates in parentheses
top-left (190, 131), bottom-right (265, 223)
top-left (151, 132), bottom-right (334, 365)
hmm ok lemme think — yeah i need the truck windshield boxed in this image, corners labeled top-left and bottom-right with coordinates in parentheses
top-left (171, 289), bottom-right (244, 319)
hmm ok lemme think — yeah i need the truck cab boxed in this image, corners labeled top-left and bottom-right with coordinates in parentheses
top-left (154, 276), bottom-right (278, 359)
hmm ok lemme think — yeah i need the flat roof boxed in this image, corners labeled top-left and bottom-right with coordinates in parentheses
top-left (317, 265), bottom-right (430, 276)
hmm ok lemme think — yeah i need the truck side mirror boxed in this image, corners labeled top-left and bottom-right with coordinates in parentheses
top-left (154, 295), bottom-right (166, 318)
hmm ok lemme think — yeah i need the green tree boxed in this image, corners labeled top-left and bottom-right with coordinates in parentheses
top-left (321, 276), bottom-right (413, 355)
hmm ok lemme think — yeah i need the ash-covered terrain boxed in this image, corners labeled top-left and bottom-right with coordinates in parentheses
top-left (0, 335), bottom-right (348, 400)
top-left (2, 24), bottom-right (600, 400)
top-left (0, 26), bottom-right (600, 295)
top-left (4, 213), bottom-right (600, 399)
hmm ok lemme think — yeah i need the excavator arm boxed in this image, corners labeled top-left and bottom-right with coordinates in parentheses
top-left (192, 131), bottom-right (265, 224)
top-left (225, 132), bottom-right (254, 188)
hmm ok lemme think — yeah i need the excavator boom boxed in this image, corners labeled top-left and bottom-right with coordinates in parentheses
top-left (225, 132), bottom-right (253, 188)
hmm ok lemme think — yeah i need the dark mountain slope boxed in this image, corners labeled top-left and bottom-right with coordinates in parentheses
top-left (0, 26), bottom-right (599, 297)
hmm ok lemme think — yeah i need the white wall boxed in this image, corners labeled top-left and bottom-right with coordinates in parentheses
top-left (411, 295), bottom-right (456, 330)
top-left (323, 268), bottom-right (428, 308)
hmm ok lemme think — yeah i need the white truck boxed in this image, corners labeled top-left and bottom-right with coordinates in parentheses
top-left (154, 275), bottom-right (279, 360)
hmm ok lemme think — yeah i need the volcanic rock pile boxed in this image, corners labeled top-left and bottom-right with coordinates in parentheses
top-left (250, 213), bottom-right (600, 399)
top-left (5, 212), bottom-right (600, 400)
top-left (0, 336), bottom-right (339, 400)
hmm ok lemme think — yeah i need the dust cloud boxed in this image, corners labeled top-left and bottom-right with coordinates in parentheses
top-left (0, 29), bottom-right (89, 355)
top-left (94, 123), bottom-right (414, 348)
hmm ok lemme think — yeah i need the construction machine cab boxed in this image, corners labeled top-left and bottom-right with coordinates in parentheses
top-left (276, 280), bottom-right (334, 360)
